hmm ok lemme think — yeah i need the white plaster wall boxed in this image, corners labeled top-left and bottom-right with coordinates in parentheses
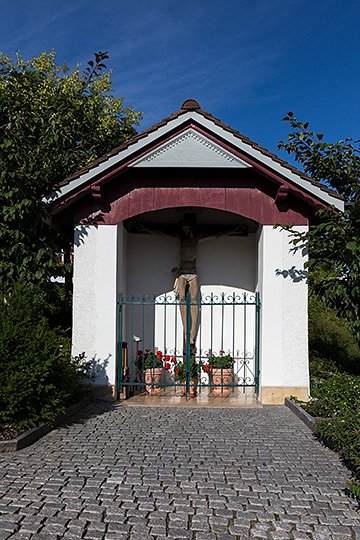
top-left (126, 233), bottom-right (256, 298)
top-left (257, 225), bottom-right (309, 396)
top-left (73, 224), bottom-right (122, 387)
top-left (72, 225), bottom-right (97, 365)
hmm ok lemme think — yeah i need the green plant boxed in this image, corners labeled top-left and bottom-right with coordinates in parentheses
top-left (278, 112), bottom-right (360, 339)
top-left (206, 350), bottom-right (234, 369)
top-left (175, 357), bottom-right (199, 381)
top-left (0, 281), bottom-right (92, 427)
top-left (308, 296), bottom-right (360, 377)
top-left (296, 372), bottom-right (360, 495)
top-left (136, 349), bottom-right (170, 370)
top-left (348, 480), bottom-right (360, 499)
top-left (304, 372), bottom-right (360, 419)
top-left (295, 293), bottom-right (360, 500)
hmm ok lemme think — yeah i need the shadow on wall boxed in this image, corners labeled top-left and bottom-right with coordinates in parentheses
top-left (289, 241), bottom-right (308, 257)
top-left (91, 354), bottom-right (110, 386)
top-left (275, 266), bottom-right (308, 283)
top-left (74, 224), bottom-right (90, 247)
top-left (73, 216), bottom-right (106, 247)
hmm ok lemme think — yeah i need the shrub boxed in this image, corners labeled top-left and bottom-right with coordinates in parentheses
top-left (301, 372), bottom-right (360, 490)
top-left (309, 297), bottom-right (360, 376)
top-left (303, 298), bottom-right (360, 498)
top-left (0, 281), bottom-right (91, 427)
top-left (304, 372), bottom-right (360, 419)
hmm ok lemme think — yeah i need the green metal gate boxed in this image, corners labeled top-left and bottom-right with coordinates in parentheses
top-left (117, 290), bottom-right (260, 396)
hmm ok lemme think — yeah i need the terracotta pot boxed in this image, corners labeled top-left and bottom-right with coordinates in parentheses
top-left (210, 368), bottom-right (233, 395)
top-left (144, 368), bottom-right (164, 394)
top-left (178, 378), bottom-right (199, 396)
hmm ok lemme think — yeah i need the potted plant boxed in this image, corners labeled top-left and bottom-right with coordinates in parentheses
top-left (175, 357), bottom-right (199, 396)
top-left (136, 349), bottom-right (171, 394)
top-left (203, 350), bottom-right (234, 395)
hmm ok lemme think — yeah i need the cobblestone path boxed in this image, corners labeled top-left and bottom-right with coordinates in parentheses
top-left (0, 401), bottom-right (359, 540)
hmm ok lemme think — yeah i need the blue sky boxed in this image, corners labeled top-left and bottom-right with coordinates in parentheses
top-left (1, 0), bottom-right (359, 166)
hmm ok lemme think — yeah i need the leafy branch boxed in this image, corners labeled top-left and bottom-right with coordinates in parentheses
top-left (277, 113), bottom-right (360, 340)
top-left (82, 51), bottom-right (110, 92)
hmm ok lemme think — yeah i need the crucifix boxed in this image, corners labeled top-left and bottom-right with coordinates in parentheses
top-left (135, 218), bottom-right (242, 354)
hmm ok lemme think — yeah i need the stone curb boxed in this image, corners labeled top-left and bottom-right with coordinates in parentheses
top-left (0, 397), bottom-right (92, 453)
top-left (284, 396), bottom-right (317, 432)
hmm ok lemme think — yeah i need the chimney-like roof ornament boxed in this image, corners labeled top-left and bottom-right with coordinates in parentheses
top-left (181, 99), bottom-right (201, 110)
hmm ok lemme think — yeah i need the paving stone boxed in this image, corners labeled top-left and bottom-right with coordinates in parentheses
top-left (0, 402), bottom-right (359, 539)
top-left (103, 535), bottom-right (130, 540)
top-left (32, 534), bottom-right (61, 540)
top-left (268, 532), bottom-right (290, 540)
top-left (0, 533), bottom-right (12, 540)
top-left (83, 532), bottom-right (105, 540)
top-left (166, 529), bottom-right (193, 538)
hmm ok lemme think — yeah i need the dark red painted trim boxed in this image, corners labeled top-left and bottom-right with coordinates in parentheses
top-left (275, 186), bottom-right (289, 204)
top-left (72, 183), bottom-right (309, 227)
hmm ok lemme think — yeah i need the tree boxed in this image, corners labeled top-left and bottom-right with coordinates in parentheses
top-left (277, 113), bottom-right (360, 340)
top-left (0, 50), bottom-right (142, 290)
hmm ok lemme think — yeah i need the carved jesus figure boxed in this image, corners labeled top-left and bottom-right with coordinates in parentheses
top-left (136, 222), bottom-right (241, 349)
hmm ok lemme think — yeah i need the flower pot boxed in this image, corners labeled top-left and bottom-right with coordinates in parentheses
top-left (210, 368), bottom-right (233, 395)
top-left (178, 378), bottom-right (199, 396)
top-left (144, 368), bottom-right (164, 394)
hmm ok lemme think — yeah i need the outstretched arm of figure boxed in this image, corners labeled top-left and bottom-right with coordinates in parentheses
top-left (197, 225), bottom-right (244, 243)
top-left (134, 223), bottom-right (178, 239)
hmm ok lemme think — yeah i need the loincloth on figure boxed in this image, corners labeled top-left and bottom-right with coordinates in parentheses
top-left (173, 272), bottom-right (198, 296)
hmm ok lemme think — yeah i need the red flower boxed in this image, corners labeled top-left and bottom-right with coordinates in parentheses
top-left (220, 350), bottom-right (225, 354)
top-left (156, 350), bottom-right (163, 359)
top-left (171, 357), bottom-right (176, 363)
top-left (165, 362), bottom-right (171, 370)
top-left (146, 349), bottom-right (151, 353)
top-left (203, 364), bottom-right (210, 374)
top-left (165, 355), bottom-right (170, 362)
top-left (175, 368), bottom-right (180, 374)
top-left (138, 350), bottom-right (143, 356)
top-left (206, 352), bottom-right (209, 357)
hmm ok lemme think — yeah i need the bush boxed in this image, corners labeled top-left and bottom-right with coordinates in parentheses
top-left (0, 281), bottom-right (91, 427)
top-left (304, 297), bottom-right (360, 498)
top-left (309, 297), bottom-right (360, 377)
top-left (37, 281), bottom-right (72, 334)
top-left (301, 372), bottom-right (360, 484)
top-left (305, 372), bottom-right (360, 418)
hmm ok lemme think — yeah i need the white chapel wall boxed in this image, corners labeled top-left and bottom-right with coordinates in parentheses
top-left (257, 225), bottom-right (309, 403)
top-left (72, 223), bottom-right (123, 388)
